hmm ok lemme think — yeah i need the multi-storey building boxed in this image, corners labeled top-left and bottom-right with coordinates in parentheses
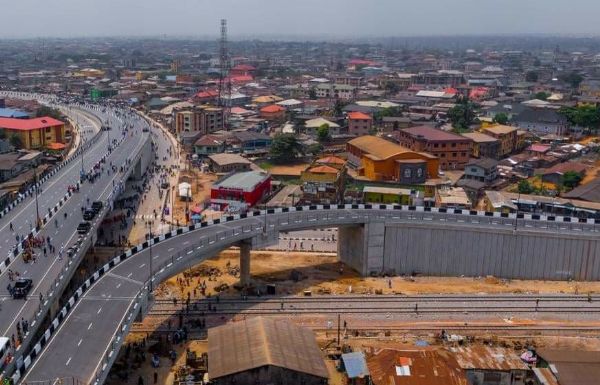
top-left (481, 124), bottom-right (517, 158)
top-left (392, 126), bottom-right (472, 170)
top-left (173, 106), bottom-right (224, 135)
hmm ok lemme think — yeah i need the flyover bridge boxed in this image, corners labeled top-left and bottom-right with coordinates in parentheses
top-left (15, 204), bottom-right (600, 384)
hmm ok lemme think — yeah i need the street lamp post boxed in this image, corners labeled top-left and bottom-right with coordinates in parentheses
top-left (146, 220), bottom-right (153, 292)
top-left (33, 165), bottom-right (41, 227)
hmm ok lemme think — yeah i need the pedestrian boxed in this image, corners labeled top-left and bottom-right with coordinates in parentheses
top-left (388, 279), bottom-right (392, 289)
top-left (9, 222), bottom-right (13, 232)
top-left (43, 247), bottom-right (47, 257)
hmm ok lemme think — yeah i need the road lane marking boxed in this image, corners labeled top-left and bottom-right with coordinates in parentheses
top-left (139, 263), bottom-right (146, 268)
top-left (88, 322), bottom-right (93, 330)
top-left (65, 357), bottom-right (72, 366)
top-left (77, 339), bottom-right (83, 346)
top-left (97, 307), bottom-right (102, 314)
top-left (116, 283), bottom-right (121, 289)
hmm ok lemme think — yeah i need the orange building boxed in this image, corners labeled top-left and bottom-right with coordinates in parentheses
top-left (347, 136), bottom-right (438, 184)
top-left (347, 111), bottom-right (373, 136)
top-left (259, 104), bottom-right (286, 121)
top-left (0, 116), bottom-right (66, 150)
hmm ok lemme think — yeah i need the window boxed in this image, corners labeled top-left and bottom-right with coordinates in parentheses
top-left (451, 142), bottom-right (456, 147)
top-left (441, 153), bottom-right (446, 158)
top-left (417, 168), bottom-right (423, 178)
top-left (452, 152), bottom-right (457, 157)
top-left (433, 143), bottom-right (439, 148)
top-left (404, 168), bottom-right (412, 178)
top-left (441, 143), bottom-right (447, 148)
top-left (461, 152), bottom-right (466, 157)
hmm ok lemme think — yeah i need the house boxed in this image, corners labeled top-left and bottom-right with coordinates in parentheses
top-left (483, 190), bottom-right (518, 213)
top-left (381, 117), bottom-right (412, 132)
top-left (482, 124), bottom-right (518, 157)
top-left (392, 126), bottom-right (472, 170)
top-left (461, 132), bottom-right (501, 159)
top-left (0, 151), bottom-right (42, 182)
top-left (541, 162), bottom-right (587, 186)
top-left (315, 83), bottom-right (356, 100)
top-left (207, 153), bottom-right (253, 174)
top-left (259, 104), bottom-right (286, 121)
top-left (0, 108), bottom-right (29, 119)
top-left (341, 352), bottom-right (370, 385)
top-left (348, 111), bottom-right (373, 136)
top-left (0, 117), bottom-right (66, 150)
top-left (193, 134), bottom-right (225, 156)
top-left (304, 117), bottom-right (341, 136)
top-left (463, 158), bottom-right (498, 184)
top-left (231, 131), bottom-right (272, 154)
top-left (366, 349), bottom-right (467, 385)
top-left (536, 349), bottom-right (600, 385)
top-left (450, 346), bottom-right (535, 385)
top-left (173, 107), bottom-right (224, 135)
top-left (513, 107), bottom-right (570, 136)
top-left (363, 186), bottom-right (414, 205)
top-left (525, 143), bottom-right (551, 157)
top-left (211, 171), bottom-right (271, 210)
top-left (347, 136), bottom-right (439, 183)
top-left (300, 163), bottom-right (345, 204)
top-left (563, 177), bottom-right (600, 203)
top-left (208, 317), bottom-right (328, 385)
top-left (435, 187), bottom-right (471, 209)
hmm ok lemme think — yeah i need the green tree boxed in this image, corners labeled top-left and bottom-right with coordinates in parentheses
top-left (9, 134), bottom-right (23, 149)
top-left (534, 92), bottom-right (550, 100)
top-left (306, 143), bottom-right (323, 155)
top-left (559, 72), bottom-right (583, 89)
top-left (493, 112), bottom-right (509, 125)
top-left (562, 171), bottom-right (583, 189)
top-left (448, 95), bottom-right (476, 131)
top-left (35, 106), bottom-right (64, 120)
top-left (269, 134), bottom-right (304, 164)
top-left (525, 71), bottom-right (539, 82)
top-left (333, 99), bottom-right (345, 116)
top-left (316, 124), bottom-right (331, 143)
top-left (518, 180), bottom-right (534, 194)
top-left (383, 81), bottom-right (399, 96)
top-left (559, 105), bottom-right (600, 133)
top-left (0, 129), bottom-right (6, 140)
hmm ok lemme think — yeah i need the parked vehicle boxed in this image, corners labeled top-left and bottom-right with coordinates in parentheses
top-left (12, 278), bottom-right (33, 299)
top-left (77, 222), bottom-right (91, 234)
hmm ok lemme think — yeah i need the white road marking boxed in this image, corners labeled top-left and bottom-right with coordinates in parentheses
top-left (88, 322), bottom-right (93, 330)
top-left (116, 283), bottom-right (121, 289)
top-left (77, 339), bottom-right (83, 347)
top-left (65, 357), bottom-right (72, 366)
top-left (97, 307), bottom-right (102, 314)
top-left (139, 263), bottom-right (146, 268)
top-left (127, 273), bottom-right (132, 278)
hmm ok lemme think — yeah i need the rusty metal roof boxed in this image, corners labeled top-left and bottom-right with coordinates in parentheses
top-left (533, 368), bottom-right (560, 385)
top-left (208, 317), bottom-right (329, 380)
top-left (450, 346), bottom-right (529, 371)
top-left (366, 348), bottom-right (467, 385)
top-left (537, 350), bottom-right (600, 385)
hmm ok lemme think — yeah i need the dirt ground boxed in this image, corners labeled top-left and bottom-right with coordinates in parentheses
top-left (172, 169), bottom-right (217, 225)
top-left (154, 250), bottom-right (600, 300)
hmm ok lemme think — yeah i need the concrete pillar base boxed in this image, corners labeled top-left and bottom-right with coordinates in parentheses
top-left (239, 241), bottom-right (252, 287)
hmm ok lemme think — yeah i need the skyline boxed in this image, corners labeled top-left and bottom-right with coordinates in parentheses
top-left (3, 0), bottom-right (600, 39)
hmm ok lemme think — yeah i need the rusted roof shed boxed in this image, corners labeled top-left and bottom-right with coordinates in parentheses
top-left (537, 349), bottom-right (600, 385)
top-left (366, 348), bottom-right (467, 385)
top-left (208, 317), bottom-right (329, 380)
top-left (450, 346), bottom-right (529, 371)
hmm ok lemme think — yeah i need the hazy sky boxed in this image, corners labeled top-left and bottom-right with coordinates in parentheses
top-left (2, 0), bottom-right (600, 38)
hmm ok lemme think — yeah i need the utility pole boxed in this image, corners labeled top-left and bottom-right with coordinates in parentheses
top-left (147, 220), bottom-right (153, 292)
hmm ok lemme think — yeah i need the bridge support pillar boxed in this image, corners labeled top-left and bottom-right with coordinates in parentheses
top-left (338, 221), bottom-right (385, 276)
top-left (239, 240), bottom-right (252, 287)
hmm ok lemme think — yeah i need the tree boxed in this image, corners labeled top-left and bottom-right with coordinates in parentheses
top-left (306, 143), bottom-right (323, 155)
top-left (559, 72), bottom-right (583, 89)
top-left (525, 71), bottom-right (539, 82)
top-left (9, 134), bottom-right (23, 149)
top-left (493, 112), bottom-right (509, 125)
top-left (0, 129), bottom-right (5, 140)
top-left (333, 99), bottom-right (345, 116)
top-left (383, 81), bottom-right (399, 96)
top-left (562, 171), bottom-right (583, 189)
top-left (35, 106), bottom-right (64, 120)
top-left (316, 124), bottom-right (331, 143)
top-left (269, 134), bottom-right (304, 164)
top-left (518, 180), bottom-right (534, 194)
top-left (559, 105), bottom-right (600, 133)
top-left (448, 95), bottom-right (476, 131)
top-left (534, 92), bottom-right (550, 100)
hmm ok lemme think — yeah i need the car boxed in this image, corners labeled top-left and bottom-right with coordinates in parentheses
top-left (91, 201), bottom-right (103, 213)
top-left (160, 182), bottom-right (170, 189)
top-left (83, 209), bottom-right (96, 221)
top-left (77, 222), bottom-right (91, 234)
top-left (66, 246), bottom-right (77, 258)
top-left (12, 278), bottom-right (33, 299)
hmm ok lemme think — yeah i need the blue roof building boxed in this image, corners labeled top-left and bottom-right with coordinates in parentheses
top-left (342, 351), bottom-right (370, 383)
top-left (0, 108), bottom-right (29, 119)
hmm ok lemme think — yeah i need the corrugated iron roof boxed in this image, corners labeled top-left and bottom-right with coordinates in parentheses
top-left (342, 352), bottom-right (370, 379)
top-left (208, 317), bottom-right (328, 380)
top-left (450, 346), bottom-right (529, 371)
top-left (367, 348), bottom-right (467, 385)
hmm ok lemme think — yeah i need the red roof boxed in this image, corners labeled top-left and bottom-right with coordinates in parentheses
top-left (316, 156), bottom-right (345, 165)
top-left (232, 64), bottom-right (256, 71)
top-left (195, 90), bottom-right (219, 99)
top-left (307, 165), bottom-right (339, 174)
top-left (260, 104), bottom-right (285, 113)
top-left (226, 75), bottom-right (254, 84)
top-left (348, 59), bottom-right (377, 66)
top-left (0, 116), bottom-right (64, 131)
top-left (399, 125), bottom-right (471, 142)
top-left (527, 144), bottom-right (551, 153)
top-left (348, 111), bottom-right (372, 120)
top-left (444, 87), bottom-right (459, 95)
top-left (47, 142), bottom-right (66, 150)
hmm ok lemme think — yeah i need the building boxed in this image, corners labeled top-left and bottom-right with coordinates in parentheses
top-left (0, 108), bottom-right (29, 119)
top-left (348, 111), bottom-right (373, 136)
top-left (541, 162), bottom-right (587, 186)
top-left (393, 126), bottom-right (472, 170)
top-left (451, 346), bottom-right (537, 385)
top-left (512, 107), bottom-right (570, 136)
top-left (363, 186), bottom-right (414, 205)
top-left (481, 124), bottom-right (517, 157)
top-left (300, 156), bottom-right (346, 204)
top-left (231, 131), bottom-right (272, 154)
top-left (208, 317), bottom-right (328, 385)
top-left (381, 117), bottom-right (412, 132)
top-left (259, 104), bottom-right (286, 121)
top-left (315, 83), bottom-right (356, 100)
top-left (341, 352), bottom-right (370, 385)
top-left (90, 88), bottom-right (118, 101)
top-left (366, 349), bottom-right (467, 385)
top-left (207, 153), bottom-right (253, 174)
top-left (563, 176), bottom-right (600, 203)
top-left (193, 134), bottom-right (225, 156)
top-left (483, 190), bottom-right (518, 213)
top-left (347, 136), bottom-right (438, 183)
top-left (0, 117), bottom-right (66, 150)
top-left (536, 349), bottom-right (600, 385)
top-left (463, 158), bottom-right (498, 184)
top-left (211, 171), bottom-right (271, 210)
top-left (305, 117), bottom-right (341, 136)
top-left (174, 107), bottom-right (224, 135)
top-left (461, 132), bottom-right (501, 159)
top-left (435, 187), bottom-right (471, 209)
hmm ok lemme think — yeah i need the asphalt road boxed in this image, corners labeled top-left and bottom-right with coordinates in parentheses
top-left (0, 94), bottom-right (152, 350)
